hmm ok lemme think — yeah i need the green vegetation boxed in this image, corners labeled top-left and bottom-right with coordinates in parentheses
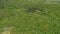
top-left (0, 0), bottom-right (60, 34)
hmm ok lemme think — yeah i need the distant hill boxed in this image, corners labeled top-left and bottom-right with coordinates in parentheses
top-left (46, 0), bottom-right (60, 4)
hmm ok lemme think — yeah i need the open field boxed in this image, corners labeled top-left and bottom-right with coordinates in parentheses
top-left (0, 0), bottom-right (60, 34)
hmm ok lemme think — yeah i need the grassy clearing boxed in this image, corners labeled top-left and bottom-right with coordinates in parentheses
top-left (0, 0), bottom-right (60, 34)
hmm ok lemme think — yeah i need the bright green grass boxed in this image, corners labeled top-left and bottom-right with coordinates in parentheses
top-left (0, 8), bottom-right (60, 34)
top-left (0, 0), bottom-right (60, 34)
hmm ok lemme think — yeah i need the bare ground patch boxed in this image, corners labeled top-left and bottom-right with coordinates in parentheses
top-left (1, 26), bottom-right (13, 34)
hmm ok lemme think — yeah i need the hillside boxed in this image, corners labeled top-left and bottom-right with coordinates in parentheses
top-left (0, 0), bottom-right (60, 34)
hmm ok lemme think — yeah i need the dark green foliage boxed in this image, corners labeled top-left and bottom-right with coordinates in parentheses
top-left (25, 8), bottom-right (44, 13)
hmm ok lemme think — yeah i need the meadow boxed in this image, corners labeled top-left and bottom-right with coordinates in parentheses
top-left (0, 0), bottom-right (60, 34)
